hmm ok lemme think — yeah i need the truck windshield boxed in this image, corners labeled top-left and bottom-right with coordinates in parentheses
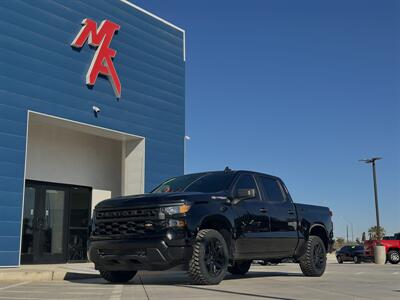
top-left (151, 173), bottom-right (236, 193)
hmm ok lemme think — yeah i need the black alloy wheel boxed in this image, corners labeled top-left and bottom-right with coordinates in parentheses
top-left (313, 242), bottom-right (325, 269)
top-left (337, 255), bottom-right (343, 264)
top-left (204, 238), bottom-right (226, 277)
top-left (299, 235), bottom-right (327, 277)
top-left (353, 255), bottom-right (361, 264)
top-left (188, 229), bottom-right (229, 285)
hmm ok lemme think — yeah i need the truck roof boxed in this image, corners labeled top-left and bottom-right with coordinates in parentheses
top-left (185, 170), bottom-right (281, 180)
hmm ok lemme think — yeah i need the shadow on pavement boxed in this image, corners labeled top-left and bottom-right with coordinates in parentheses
top-left (64, 272), bottom-right (101, 280)
top-left (66, 271), bottom-right (300, 300)
top-left (67, 270), bottom-right (303, 286)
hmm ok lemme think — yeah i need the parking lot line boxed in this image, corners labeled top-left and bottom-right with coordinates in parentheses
top-left (0, 282), bottom-right (31, 291)
top-left (109, 284), bottom-right (123, 300)
top-left (0, 297), bottom-right (42, 300)
top-left (4, 290), bottom-right (105, 296)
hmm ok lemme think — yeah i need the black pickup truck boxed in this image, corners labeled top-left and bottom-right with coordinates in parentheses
top-left (88, 169), bottom-right (334, 285)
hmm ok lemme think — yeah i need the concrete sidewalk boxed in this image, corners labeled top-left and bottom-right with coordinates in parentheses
top-left (0, 263), bottom-right (100, 282)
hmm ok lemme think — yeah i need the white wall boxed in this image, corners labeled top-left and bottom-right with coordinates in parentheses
top-left (25, 114), bottom-right (145, 211)
top-left (122, 139), bottom-right (145, 196)
top-left (26, 120), bottom-right (122, 197)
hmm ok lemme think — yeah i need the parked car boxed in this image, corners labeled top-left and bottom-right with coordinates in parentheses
top-left (364, 238), bottom-right (400, 264)
top-left (336, 245), bottom-right (366, 264)
top-left (88, 169), bottom-right (334, 285)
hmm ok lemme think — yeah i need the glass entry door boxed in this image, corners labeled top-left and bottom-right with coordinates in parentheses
top-left (21, 181), bottom-right (91, 264)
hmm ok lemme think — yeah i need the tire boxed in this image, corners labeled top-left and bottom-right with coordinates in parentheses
top-left (188, 229), bottom-right (229, 285)
top-left (337, 255), bottom-right (343, 264)
top-left (100, 270), bottom-right (137, 283)
top-left (299, 235), bottom-right (327, 277)
top-left (353, 256), bottom-right (361, 264)
top-left (388, 250), bottom-right (400, 264)
top-left (228, 260), bottom-right (252, 275)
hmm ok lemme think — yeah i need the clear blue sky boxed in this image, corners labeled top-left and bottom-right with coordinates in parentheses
top-left (133, 0), bottom-right (399, 239)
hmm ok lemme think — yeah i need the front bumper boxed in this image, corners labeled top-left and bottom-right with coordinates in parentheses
top-left (88, 237), bottom-right (192, 271)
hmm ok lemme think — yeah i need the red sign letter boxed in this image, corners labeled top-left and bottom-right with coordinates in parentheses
top-left (71, 19), bottom-right (121, 98)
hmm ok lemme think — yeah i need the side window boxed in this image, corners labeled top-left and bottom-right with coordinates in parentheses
top-left (260, 177), bottom-right (285, 202)
top-left (234, 175), bottom-right (259, 198)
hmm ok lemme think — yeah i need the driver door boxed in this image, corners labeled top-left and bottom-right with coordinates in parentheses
top-left (233, 174), bottom-right (270, 259)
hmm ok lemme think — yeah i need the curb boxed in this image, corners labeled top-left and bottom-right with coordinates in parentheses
top-left (0, 271), bottom-right (100, 282)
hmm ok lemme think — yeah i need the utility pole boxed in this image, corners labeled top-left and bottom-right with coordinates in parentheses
top-left (351, 224), bottom-right (353, 242)
top-left (346, 225), bottom-right (349, 243)
top-left (359, 157), bottom-right (383, 242)
top-left (341, 216), bottom-right (354, 242)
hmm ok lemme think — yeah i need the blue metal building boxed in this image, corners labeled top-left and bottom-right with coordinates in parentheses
top-left (0, 0), bottom-right (185, 267)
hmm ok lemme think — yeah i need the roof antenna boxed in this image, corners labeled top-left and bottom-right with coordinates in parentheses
top-left (224, 166), bottom-right (232, 173)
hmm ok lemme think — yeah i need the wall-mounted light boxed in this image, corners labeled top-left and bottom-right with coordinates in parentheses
top-left (92, 106), bottom-right (101, 117)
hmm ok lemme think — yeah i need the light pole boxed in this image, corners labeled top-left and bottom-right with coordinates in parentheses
top-left (359, 157), bottom-right (382, 241)
top-left (184, 135), bottom-right (191, 174)
top-left (341, 216), bottom-right (354, 242)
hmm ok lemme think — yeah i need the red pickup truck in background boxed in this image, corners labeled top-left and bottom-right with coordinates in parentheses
top-left (364, 233), bottom-right (400, 264)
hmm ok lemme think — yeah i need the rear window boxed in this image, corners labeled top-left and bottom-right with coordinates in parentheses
top-left (259, 177), bottom-right (285, 202)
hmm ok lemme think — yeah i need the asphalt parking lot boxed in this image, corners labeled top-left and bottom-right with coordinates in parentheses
top-left (0, 261), bottom-right (398, 300)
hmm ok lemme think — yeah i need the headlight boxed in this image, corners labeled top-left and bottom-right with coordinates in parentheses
top-left (162, 204), bottom-right (191, 215)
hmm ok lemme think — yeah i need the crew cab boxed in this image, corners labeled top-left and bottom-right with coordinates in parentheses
top-left (364, 237), bottom-right (400, 264)
top-left (88, 169), bottom-right (334, 285)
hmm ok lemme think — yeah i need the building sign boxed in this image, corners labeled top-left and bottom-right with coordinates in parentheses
top-left (71, 19), bottom-right (121, 98)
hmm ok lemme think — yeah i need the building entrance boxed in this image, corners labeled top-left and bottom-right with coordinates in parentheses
top-left (21, 181), bottom-right (91, 264)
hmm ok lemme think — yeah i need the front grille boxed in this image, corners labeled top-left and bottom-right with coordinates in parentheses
top-left (93, 207), bottom-right (165, 237)
top-left (96, 208), bottom-right (159, 219)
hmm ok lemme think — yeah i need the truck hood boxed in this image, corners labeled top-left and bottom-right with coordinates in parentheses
top-left (95, 192), bottom-right (223, 209)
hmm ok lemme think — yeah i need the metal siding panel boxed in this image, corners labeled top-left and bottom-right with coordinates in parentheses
top-left (0, 0), bottom-right (184, 266)
top-left (0, 162), bottom-right (25, 179)
top-left (0, 119), bottom-right (26, 137)
top-left (0, 221), bottom-right (20, 236)
top-left (0, 191), bottom-right (23, 208)
top-left (0, 205), bottom-right (22, 222)
top-left (0, 251), bottom-right (19, 266)
top-left (0, 133), bottom-right (26, 151)
top-left (0, 177), bottom-right (24, 194)
top-left (0, 237), bottom-right (20, 252)
top-left (0, 147), bottom-right (25, 165)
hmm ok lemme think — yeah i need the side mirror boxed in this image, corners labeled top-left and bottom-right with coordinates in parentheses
top-left (234, 188), bottom-right (256, 203)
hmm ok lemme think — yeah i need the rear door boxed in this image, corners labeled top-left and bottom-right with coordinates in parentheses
top-left (257, 176), bottom-right (298, 256)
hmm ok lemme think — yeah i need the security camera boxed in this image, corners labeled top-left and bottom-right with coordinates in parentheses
top-left (92, 106), bottom-right (101, 113)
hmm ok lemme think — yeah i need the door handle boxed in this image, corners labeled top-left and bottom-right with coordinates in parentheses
top-left (288, 209), bottom-right (295, 215)
top-left (259, 208), bottom-right (268, 213)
